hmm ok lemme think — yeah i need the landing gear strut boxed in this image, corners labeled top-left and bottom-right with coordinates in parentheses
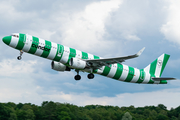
top-left (17, 50), bottom-right (23, 60)
top-left (74, 70), bottom-right (81, 80)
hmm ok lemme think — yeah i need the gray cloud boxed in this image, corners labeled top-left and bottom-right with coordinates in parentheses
top-left (161, 0), bottom-right (180, 46)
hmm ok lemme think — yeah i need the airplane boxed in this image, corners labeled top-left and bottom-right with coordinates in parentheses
top-left (2, 33), bottom-right (176, 84)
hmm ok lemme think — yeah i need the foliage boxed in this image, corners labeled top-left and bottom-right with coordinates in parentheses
top-left (0, 101), bottom-right (179, 120)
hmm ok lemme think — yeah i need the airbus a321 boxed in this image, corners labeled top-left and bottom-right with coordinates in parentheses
top-left (2, 33), bottom-right (175, 84)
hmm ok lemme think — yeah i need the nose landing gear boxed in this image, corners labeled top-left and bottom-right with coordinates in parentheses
top-left (17, 50), bottom-right (23, 60)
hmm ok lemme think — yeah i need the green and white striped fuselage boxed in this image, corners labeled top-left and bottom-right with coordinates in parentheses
top-left (3, 33), bottom-right (167, 84)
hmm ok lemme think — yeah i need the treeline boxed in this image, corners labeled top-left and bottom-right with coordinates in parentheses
top-left (0, 101), bottom-right (180, 120)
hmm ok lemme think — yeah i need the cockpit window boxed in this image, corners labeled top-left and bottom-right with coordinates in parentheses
top-left (11, 34), bottom-right (19, 38)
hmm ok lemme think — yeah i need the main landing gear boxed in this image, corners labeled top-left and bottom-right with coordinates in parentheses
top-left (74, 70), bottom-right (95, 81)
top-left (17, 50), bottom-right (23, 60)
top-left (88, 73), bottom-right (94, 79)
top-left (74, 70), bottom-right (81, 80)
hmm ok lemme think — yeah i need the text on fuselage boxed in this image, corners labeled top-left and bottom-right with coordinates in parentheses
top-left (31, 43), bottom-right (50, 52)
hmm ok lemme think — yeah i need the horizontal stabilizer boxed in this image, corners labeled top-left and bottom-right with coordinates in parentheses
top-left (152, 77), bottom-right (176, 81)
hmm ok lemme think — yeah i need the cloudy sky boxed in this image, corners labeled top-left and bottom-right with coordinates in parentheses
top-left (0, 0), bottom-right (180, 109)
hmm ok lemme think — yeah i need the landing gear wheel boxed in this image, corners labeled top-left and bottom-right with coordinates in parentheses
top-left (17, 50), bottom-right (23, 60)
top-left (88, 73), bottom-right (94, 79)
top-left (74, 70), bottom-right (81, 81)
top-left (74, 75), bottom-right (81, 80)
top-left (17, 56), bottom-right (22, 60)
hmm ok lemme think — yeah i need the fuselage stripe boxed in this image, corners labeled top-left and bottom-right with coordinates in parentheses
top-left (142, 71), bottom-right (150, 84)
top-left (82, 52), bottom-right (88, 60)
top-left (15, 33), bottom-right (25, 50)
top-left (94, 55), bottom-right (100, 59)
top-left (130, 68), bottom-right (140, 83)
top-left (88, 53), bottom-right (94, 60)
top-left (34, 38), bottom-right (45, 56)
top-left (53, 44), bottom-right (63, 62)
top-left (9, 36), bottom-right (19, 48)
top-left (113, 64), bottom-right (123, 80)
top-left (69, 48), bottom-right (76, 58)
top-left (136, 69), bottom-right (145, 83)
top-left (119, 64), bottom-right (129, 81)
top-left (75, 50), bottom-right (82, 59)
top-left (107, 64), bottom-right (117, 78)
top-left (125, 66), bottom-right (134, 82)
top-left (22, 35), bottom-right (33, 52)
top-left (60, 46), bottom-right (70, 64)
top-left (101, 66), bottom-right (111, 76)
top-left (47, 42), bottom-right (57, 60)
top-left (28, 36), bottom-right (39, 54)
top-left (40, 40), bottom-right (51, 58)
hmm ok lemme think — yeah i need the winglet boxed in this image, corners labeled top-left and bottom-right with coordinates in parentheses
top-left (136, 47), bottom-right (145, 56)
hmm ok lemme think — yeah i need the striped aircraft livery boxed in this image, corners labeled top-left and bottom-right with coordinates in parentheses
top-left (2, 33), bottom-right (176, 84)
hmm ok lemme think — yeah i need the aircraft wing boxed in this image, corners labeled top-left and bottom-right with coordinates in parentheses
top-left (85, 47), bottom-right (145, 68)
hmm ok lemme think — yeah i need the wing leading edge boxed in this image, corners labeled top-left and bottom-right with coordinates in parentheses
top-left (85, 47), bottom-right (145, 68)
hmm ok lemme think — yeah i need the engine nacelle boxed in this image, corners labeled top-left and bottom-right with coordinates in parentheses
top-left (51, 61), bottom-right (70, 71)
top-left (69, 58), bottom-right (87, 69)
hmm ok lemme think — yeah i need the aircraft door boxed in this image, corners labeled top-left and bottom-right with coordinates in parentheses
top-left (24, 34), bottom-right (29, 44)
top-left (57, 45), bottom-right (64, 57)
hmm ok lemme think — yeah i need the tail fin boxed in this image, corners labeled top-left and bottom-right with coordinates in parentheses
top-left (144, 54), bottom-right (170, 77)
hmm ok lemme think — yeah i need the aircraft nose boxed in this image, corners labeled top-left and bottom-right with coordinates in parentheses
top-left (2, 36), bottom-right (11, 45)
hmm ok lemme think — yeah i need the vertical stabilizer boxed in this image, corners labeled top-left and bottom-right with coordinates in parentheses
top-left (144, 54), bottom-right (170, 77)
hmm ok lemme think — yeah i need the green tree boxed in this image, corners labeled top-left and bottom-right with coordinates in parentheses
top-left (56, 104), bottom-right (71, 120)
top-left (16, 103), bottom-right (23, 109)
top-left (149, 110), bottom-right (158, 120)
top-left (57, 111), bottom-right (71, 120)
top-left (157, 114), bottom-right (168, 120)
top-left (171, 116), bottom-right (178, 120)
top-left (25, 109), bottom-right (35, 120)
top-left (17, 104), bottom-right (35, 120)
top-left (0, 103), bottom-right (11, 119)
top-left (41, 101), bottom-right (57, 120)
top-left (122, 112), bottom-right (132, 120)
top-left (31, 104), bottom-right (41, 120)
top-left (7, 102), bottom-right (16, 109)
top-left (158, 104), bottom-right (167, 111)
top-left (9, 112), bottom-right (17, 120)
top-left (17, 110), bottom-right (26, 120)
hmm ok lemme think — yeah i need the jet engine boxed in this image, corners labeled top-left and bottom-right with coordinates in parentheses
top-left (69, 58), bottom-right (87, 69)
top-left (51, 61), bottom-right (70, 71)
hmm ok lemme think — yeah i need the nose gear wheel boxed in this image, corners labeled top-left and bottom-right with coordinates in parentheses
top-left (17, 50), bottom-right (23, 60)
